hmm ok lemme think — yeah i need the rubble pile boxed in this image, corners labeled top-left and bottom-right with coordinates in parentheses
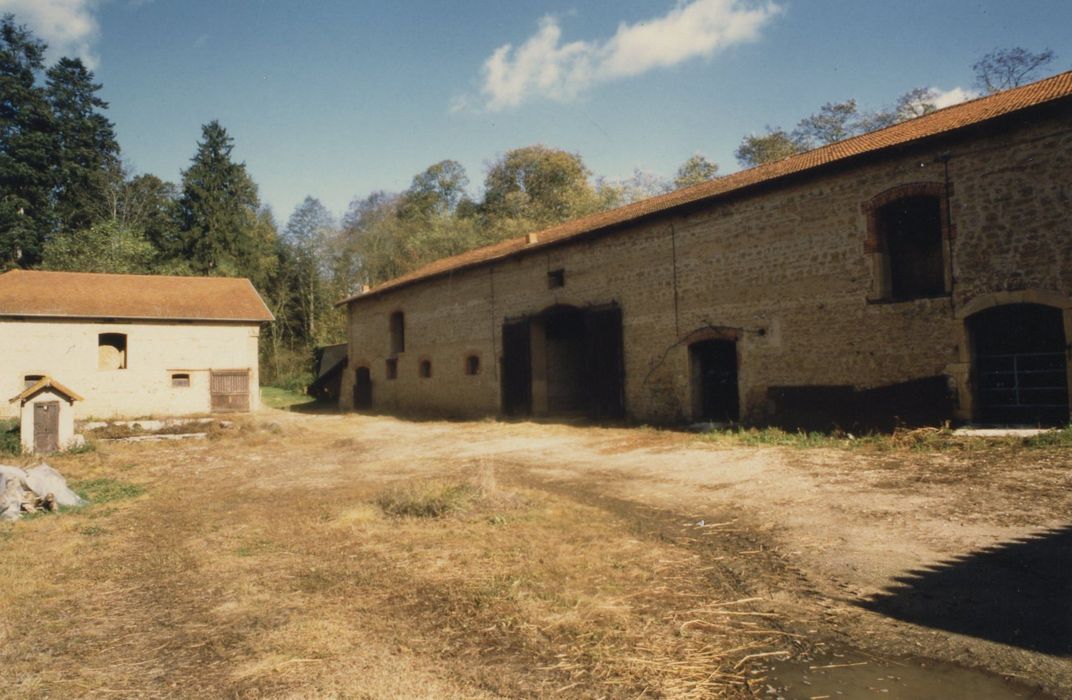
top-left (0, 464), bottom-right (85, 521)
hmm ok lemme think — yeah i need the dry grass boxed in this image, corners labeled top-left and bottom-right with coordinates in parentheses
top-left (0, 421), bottom-right (797, 699)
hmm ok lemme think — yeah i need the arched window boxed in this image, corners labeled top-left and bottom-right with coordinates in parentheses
top-left (419, 359), bottom-right (432, 378)
top-left (465, 354), bottom-right (480, 376)
top-left (864, 183), bottom-right (951, 301)
top-left (98, 333), bottom-right (127, 370)
top-left (389, 311), bottom-right (405, 354)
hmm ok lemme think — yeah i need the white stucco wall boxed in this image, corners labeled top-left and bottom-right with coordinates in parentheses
top-left (1, 319), bottom-right (262, 419)
top-left (18, 389), bottom-right (76, 452)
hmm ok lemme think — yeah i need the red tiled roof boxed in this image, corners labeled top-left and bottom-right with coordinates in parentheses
top-left (0, 270), bottom-right (274, 322)
top-left (343, 70), bottom-right (1072, 305)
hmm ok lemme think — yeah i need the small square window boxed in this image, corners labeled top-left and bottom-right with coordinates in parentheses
top-left (385, 358), bottom-right (398, 379)
top-left (465, 355), bottom-right (480, 376)
top-left (419, 359), bottom-right (432, 378)
top-left (548, 268), bottom-right (565, 289)
top-left (171, 373), bottom-right (190, 388)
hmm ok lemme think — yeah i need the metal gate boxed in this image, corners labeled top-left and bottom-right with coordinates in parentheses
top-left (210, 370), bottom-right (251, 412)
top-left (970, 303), bottom-right (1069, 426)
top-left (975, 351), bottom-right (1068, 425)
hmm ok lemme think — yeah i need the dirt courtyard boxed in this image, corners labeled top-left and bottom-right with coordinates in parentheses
top-left (0, 411), bottom-right (1068, 698)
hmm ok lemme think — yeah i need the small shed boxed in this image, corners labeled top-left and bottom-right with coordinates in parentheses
top-left (307, 343), bottom-right (348, 402)
top-left (8, 376), bottom-right (83, 453)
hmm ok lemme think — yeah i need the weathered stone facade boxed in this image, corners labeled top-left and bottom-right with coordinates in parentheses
top-left (341, 98), bottom-right (1072, 427)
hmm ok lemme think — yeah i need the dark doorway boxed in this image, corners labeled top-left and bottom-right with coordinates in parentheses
top-left (585, 306), bottom-right (625, 418)
top-left (501, 319), bottom-right (532, 416)
top-left (500, 304), bottom-right (625, 419)
top-left (353, 367), bottom-right (372, 410)
top-left (34, 401), bottom-right (59, 453)
top-left (690, 340), bottom-right (739, 422)
top-left (969, 303), bottom-right (1069, 425)
top-left (545, 308), bottom-right (587, 414)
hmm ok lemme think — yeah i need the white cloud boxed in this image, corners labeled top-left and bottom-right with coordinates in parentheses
top-left (930, 86), bottom-right (979, 110)
top-left (476, 0), bottom-right (782, 111)
top-left (0, 0), bottom-right (103, 67)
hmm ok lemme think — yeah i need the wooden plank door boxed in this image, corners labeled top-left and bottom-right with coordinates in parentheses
top-left (210, 370), bottom-right (251, 412)
top-left (584, 305), bottom-right (626, 418)
top-left (34, 401), bottom-right (60, 453)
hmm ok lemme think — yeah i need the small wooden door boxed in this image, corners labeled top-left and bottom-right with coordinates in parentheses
top-left (34, 401), bottom-right (60, 453)
top-left (210, 370), bottom-right (251, 412)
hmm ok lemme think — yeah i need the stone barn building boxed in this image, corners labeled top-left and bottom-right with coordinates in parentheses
top-left (338, 73), bottom-right (1072, 428)
top-left (0, 270), bottom-right (273, 419)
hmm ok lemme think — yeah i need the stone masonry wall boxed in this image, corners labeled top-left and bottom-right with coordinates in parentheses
top-left (341, 106), bottom-right (1072, 424)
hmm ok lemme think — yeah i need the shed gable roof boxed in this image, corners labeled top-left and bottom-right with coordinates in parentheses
top-left (343, 70), bottom-right (1072, 304)
top-left (9, 375), bottom-right (83, 404)
top-left (0, 270), bottom-right (274, 322)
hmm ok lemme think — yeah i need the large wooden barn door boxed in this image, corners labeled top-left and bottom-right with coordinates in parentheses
top-left (585, 305), bottom-right (625, 418)
top-left (211, 370), bottom-right (251, 412)
top-left (34, 401), bottom-right (59, 453)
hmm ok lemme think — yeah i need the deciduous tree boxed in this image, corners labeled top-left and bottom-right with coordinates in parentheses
top-left (973, 47), bottom-right (1056, 94)
top-left (673, 154), bottom-right (718, 189)
top-left (734, 128), bottom-right (803, 168)
top-left (793, 100), bottom-right (859, 147)
top-left (41, 220), bottom-right (154, 274)
top-left (482, 145), bottom-right (613, 235)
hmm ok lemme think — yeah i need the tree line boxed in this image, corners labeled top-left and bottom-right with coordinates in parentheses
top-left (0, 12), bottom-right (1057, 389)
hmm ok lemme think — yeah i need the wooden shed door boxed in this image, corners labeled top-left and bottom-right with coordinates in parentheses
top-left (34, 401), bottom-right (60, 453)
top-left (211, 370), bottom-right (251, 412)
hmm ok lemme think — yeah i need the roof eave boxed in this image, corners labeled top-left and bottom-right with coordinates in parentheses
top-left (0, 313), bottom-right (274, 323)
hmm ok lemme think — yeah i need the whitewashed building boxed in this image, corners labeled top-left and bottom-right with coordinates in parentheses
top-left (0, 270), bottom-right (273, 419)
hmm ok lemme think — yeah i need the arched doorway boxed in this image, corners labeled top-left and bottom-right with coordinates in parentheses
top-left (353, 367), bottom-right (372, 410)
top-left (968, 304), bottom-right (1069, 425)
top-left (500, 303), bottom-right (624, 418)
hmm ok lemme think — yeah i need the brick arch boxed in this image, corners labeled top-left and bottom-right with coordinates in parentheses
top-left (683, 325), bottom-right (739, 345)
top-left (862, 181), bottom-right (951, 253)
top-left (957, 289), bottom-right (1072, 319)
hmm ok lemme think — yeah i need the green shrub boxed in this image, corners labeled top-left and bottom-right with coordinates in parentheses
top-left (0, 420), bottom-right (20, 456)
top-left (1022, 425), bottom-right (1072, 448)
top-left (73, 478), bottom-right (145, 504)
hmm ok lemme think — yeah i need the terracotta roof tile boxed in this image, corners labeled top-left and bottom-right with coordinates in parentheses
top-left (343, 70), bottom-right (1072, 304)
top-left (0, 270), bottom-right (274, 322)
top-left (9, 375), bottom-right (84, 404)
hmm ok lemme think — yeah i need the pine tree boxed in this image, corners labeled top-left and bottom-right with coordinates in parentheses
top-left (46, 57), bottom-right (120, 232)
top-left (0, 14), bottom-right (57, 267)
top-left (177, 120), bottom-right (263, 278)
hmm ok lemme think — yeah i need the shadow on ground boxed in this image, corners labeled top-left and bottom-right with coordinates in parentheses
top-left (858, 524), bottom-right (1072, 656)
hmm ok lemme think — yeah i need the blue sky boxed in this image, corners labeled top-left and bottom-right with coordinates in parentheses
top-left (4, 0), bottom-right (1070, 223)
